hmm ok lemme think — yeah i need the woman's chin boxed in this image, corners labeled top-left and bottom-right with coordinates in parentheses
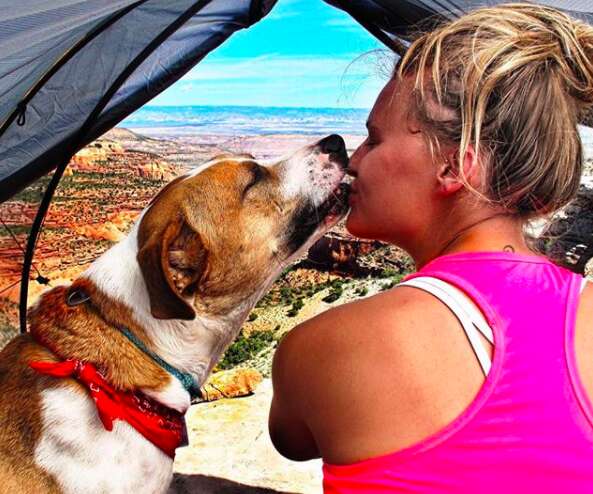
top-left (346, 210), bottom-right (375, 240)
top-left (346, 210), bottom-right (395, 243)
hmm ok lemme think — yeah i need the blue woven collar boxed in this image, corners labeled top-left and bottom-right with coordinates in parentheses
top-left (66, 288), bottom-right (202, 401)
top-left (117, 326), bottom-right (202, 400)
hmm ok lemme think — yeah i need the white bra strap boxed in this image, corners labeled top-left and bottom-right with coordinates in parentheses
top-left (581, 277), bottom-right (588, 294)
top-left (412, 277), bottom-right (493, 344)
top-left (397, 277), bottom-right (492, 376)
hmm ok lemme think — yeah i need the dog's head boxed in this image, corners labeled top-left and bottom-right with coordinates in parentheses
top-left (137, 134), bottom-right (349, 320)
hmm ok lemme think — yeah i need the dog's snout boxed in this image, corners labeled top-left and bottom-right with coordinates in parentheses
top-left (318, 134), bottom-right (346, 155)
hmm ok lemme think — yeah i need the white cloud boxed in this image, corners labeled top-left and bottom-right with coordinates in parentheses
top-left (165, 54), bottom-right (387, 108)
top-left (180, 54), bottom-right (388, 82)
top-left (323, 17), bottom-right (360, 29)
top-left (152, 67), bottom-right (384, 109)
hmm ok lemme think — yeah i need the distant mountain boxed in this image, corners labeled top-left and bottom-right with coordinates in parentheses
top-left (104, 127), bottom-right (158, 142)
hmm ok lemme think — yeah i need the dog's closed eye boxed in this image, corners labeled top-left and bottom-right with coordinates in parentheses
top-left (242, 163), bottom-right (267, 197)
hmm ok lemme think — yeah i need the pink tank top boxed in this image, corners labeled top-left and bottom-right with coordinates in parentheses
top-left (323, 251), bottom-right (593, 493)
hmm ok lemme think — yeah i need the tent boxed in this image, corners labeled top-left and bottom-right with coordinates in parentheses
top-left (1, 0), bottom-right (593, 332)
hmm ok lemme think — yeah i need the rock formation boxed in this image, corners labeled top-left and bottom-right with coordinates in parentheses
top-left (307, 233), bottom-right (381, 271)
top-left (534, 185), bottom-right (593, 275)
top-left (200, 368), bottom-right (263, 402)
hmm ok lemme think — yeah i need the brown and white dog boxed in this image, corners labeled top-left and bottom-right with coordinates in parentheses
top-left (0, 134), bottom-right (349, 493)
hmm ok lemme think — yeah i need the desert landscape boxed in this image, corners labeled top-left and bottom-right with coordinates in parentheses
top-left (1, 127), bottom-right (593, 493)
top-left (0, 128), bottom-right (419, 493)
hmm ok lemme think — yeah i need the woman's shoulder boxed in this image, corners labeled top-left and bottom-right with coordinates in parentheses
top-left (271, 284), bottom-right (474, 461)
top-left (282, 284), bottom-right (440, 344)
top-left (273, 284), bottom-right (444, 389)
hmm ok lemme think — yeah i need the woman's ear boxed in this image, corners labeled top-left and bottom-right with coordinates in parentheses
top-left (436, 145), bottom-right (481, 196)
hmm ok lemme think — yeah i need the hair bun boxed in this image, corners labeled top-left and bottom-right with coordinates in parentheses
top-left (397, 3), bottom-right (591, 219)
top-left (493, 4), bottom-right (593, 121)
top-left (543, 8), bottom-right (593, 112)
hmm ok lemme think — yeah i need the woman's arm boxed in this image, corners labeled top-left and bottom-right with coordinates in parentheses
top-left (268, 289), bottom-right (420, 462)
top-left (267, 295), bottom-right (394, 462)
top-left (269, 322), bottom-right (321, 461)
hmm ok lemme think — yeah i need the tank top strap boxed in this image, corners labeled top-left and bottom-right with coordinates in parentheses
top-left (397, 276), bottom-right (493, 376)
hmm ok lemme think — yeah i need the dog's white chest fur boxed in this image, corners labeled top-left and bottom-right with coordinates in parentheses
top-left (35, 387), bottom-right (173, 494)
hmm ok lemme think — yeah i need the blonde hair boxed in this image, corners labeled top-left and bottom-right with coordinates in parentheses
top-left (397, 3), bottom-right (593, 220)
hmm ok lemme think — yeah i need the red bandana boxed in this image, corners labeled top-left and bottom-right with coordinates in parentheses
top-left (29, 359), bottom-right (187, 458)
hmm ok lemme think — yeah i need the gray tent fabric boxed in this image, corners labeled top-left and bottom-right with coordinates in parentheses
top-left (2, 0), bottom-right (593, 204)
top-left (325, 0), bottom-right (593, 45)
top-left (324, 0), bottom-right (593, 125)
top-left (0, 0), bottom-right (278, 333)
top-left (0, 0), bottom-right (592, 332)
top-left (0, 0), bottom-right (277, 203)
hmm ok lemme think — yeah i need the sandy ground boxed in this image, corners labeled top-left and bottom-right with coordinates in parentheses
top-left (170, 379), bottom-right (322, 494)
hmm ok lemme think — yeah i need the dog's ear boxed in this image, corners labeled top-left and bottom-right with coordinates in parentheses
top-left (137, 215), bottom-right (208, 320)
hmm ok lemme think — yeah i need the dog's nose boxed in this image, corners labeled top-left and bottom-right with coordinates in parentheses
top-left (319, 134), bottom-right (346, 155)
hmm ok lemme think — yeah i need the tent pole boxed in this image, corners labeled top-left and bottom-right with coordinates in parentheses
top-left (19, 0), bottom-right (214, 333)
top-left (19, 161), bottom-right (70, 333)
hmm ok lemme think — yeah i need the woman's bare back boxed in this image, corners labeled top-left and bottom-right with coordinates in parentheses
top-left (271, 276), bottom-right (593, 465)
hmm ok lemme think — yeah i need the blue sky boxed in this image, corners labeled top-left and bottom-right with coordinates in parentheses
top-left (149, 0), bottom-right (387, 109)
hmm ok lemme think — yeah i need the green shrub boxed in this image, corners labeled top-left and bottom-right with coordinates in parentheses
top-left (280, 286), bottom-right (291, 298)
top-left (355, 286), bottom-right (369, 297)
top-left (306, 282), bottom-right (326, 295)
top-left (280, 266), bottom-right (295, 278)
top-left (287, 298), bottom-right (304, 317)
top-left (218, 330), bottom-right (275, 369)
top-left (256, 292), bottom-right (274, 308)
top-left (248, 312), bottom-right (258, 322)
top-left (322, 284), bottom-right (343, 303)
top-left (330, 278), bottom-right (344, 289)
top-left (381, 280), bottom-right (396, 291)
top-left (380, 268), bottom-right (399, 278)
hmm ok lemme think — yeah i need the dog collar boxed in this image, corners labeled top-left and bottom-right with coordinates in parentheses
top-left (66, 288), bottom-right (202, 401)
top-left (117, 325), bottom-right (202, 400)
top-left (29, 359), bottom-right (187, 458)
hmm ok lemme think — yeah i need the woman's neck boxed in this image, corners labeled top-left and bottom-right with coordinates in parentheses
top-left (413, 213), bottom-right (533, 269)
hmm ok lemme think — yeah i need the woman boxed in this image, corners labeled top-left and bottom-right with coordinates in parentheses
top-left (269, 3), bottom-right (593, 493)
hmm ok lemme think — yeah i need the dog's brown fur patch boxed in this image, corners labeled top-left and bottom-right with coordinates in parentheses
top-left (138, 160), bottom-right (303, 317)
top-left (0, 336), bottom-right (62, 492)
top-left (29, 279), bottom-right (170, 392)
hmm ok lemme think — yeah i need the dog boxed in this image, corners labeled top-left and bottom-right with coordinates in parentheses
top-left (0, 134), bottom-right (349, 493)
